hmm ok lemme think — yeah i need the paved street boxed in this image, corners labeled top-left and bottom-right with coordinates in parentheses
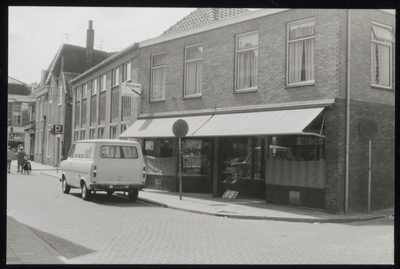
top-left (7, 169), bottom-right (394, 264)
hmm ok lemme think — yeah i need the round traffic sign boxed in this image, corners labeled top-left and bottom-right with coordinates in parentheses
top-left (172, 119), bottom-right (189, 138)
top-left (359, 119), bottom-right (381, 140)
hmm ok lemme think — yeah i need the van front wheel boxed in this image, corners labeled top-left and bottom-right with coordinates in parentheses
top-left (128, 189), bottom-right (138, 201)
top-left (81, 182), bottom-right (91, 201)
top-left (62, 178), bottom-right (70, 194)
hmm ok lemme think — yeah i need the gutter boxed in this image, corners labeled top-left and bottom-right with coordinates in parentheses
top-left (345, 10), bottom-right (351, 214)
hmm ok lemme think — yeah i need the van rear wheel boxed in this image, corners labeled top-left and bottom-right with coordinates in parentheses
top-left (81, 182), bottom-right (91, 201)
top-left (128, 189), bottom-right (138, 201)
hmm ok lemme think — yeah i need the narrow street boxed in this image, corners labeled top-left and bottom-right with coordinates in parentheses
top-left (7, 171), bottom-right (394, 264)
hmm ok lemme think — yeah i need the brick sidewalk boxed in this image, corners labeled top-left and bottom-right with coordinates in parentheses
top-left (7, 216), bottom-right (66, 264)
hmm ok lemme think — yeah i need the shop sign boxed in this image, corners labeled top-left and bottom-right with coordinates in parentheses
top-left (122, 81), bottom-right (141, 97)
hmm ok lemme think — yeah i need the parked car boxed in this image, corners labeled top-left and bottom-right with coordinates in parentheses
top-left (59, 139), bottom-right (146, 201)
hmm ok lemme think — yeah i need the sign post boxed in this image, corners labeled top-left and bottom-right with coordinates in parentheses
top-left (172, 119), bottom-right (189, 200)
top-left (359, 119), bottom-right (381, 213)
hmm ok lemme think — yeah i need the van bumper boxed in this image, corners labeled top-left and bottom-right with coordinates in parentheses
top-left (89, 183), bottom-right (145, 191)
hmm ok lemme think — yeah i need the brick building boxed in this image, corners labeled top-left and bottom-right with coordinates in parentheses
top-left (33, 21), bottom-right (112, 167)
top-left (70, 9), bottom-right (394, 214)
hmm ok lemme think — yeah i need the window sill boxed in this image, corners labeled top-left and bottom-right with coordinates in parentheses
top-left (149, 99), bottom-right (165, 103)
top-left (183, 94), bottom-right (202, 100)
top-left (371, 84), bottom-right (393, 91)
top-left (285, 81), bottom-right (315, 88)
top-left (111, 84), bottom-right (119, 89)
top-left (234, 87), bottom-right (258, 93)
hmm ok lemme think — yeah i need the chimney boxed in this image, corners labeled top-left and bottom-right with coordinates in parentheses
top-left (85, 20), bottom-right (94, 71)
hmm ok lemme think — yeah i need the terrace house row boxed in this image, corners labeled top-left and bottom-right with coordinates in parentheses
top-left (70, 9), bottom-right (395, 214)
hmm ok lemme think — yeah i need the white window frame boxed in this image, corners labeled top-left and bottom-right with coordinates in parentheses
top-left (235, 31), bottom-right (258, 92)
top-left (112, 68), bottom-right (119, 87)
top-left (124, 62), bottom-right (132, 82)
top-left (371, 21), bottom-right (394, 89)
top-left (76, 87), bottom-right (80, 101)
top-left (58, 86), bottom-right (63, 105)
top-left (89, 128), bottom-right (96, 139)
top-left (286, 18), bottom-right (315, 86)
top-left (83, 84), bottom-right (88, 98)
top-left (184, 44), bottom-right (203, 97)
top-left (150, 52), bottom-right (167, 101)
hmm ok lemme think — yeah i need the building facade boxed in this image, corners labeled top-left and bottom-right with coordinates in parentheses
top-left (70, 9), bottom-right (395, 214)
top-left (8, 77), bottom-right (36, 157)
top-left (33, 21), bottom-right (112, 167)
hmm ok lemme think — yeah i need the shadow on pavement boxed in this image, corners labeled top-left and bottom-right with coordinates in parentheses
top-left (68, 192), bottom-right (155, 208)
top-left (25, 225), bottom-right (95, 259)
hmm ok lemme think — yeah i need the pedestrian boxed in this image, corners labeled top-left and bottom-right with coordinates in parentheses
top-left (17, 147), bottom-right (27, 173)
top-left (7, 146), bottom-right (13, 173)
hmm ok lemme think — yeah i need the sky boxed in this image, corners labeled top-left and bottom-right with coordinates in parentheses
top-left (8, 7), bottom-right (197, 84)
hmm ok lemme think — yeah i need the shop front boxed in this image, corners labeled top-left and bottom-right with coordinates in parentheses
top-left (119, 104), bottom-right (330, 209)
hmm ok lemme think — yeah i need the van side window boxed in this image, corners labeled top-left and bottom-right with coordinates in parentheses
top-left (74, 143), bottom-right (94, 159)
top-left (69, 144), bottom-right (76, 158)
top-left (100, 146), bottom-right (138, 159)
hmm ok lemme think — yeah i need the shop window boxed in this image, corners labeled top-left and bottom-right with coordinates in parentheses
top-left (81, 98), bottom-right (87, 126)
top-left (184, 44), bottom-right (203, 97)
top-left (110, 125), bottom-right (117, 139)
top-left (121, 96), bottom-right (131, 119)
top-left (371, 22), bottom-right (394, 88)
top-left (98, 127), bottom-right (104, 139)
top-left (89, 128), bottom-right (95, 139)
top-left (235, 31), bottom-right (258, 91)
top-left (80, 130), bottom-right (86, 140)
top-left (287, 18), bottom-right (315, 85)
top-left (182, 139), bottom-right (210, 176)
top-left (221, 137), bottom-right (265, 180)
top-left (151, 53), bottom-right (166, 101)
top-left (110, 88), bottom-right (119, 122)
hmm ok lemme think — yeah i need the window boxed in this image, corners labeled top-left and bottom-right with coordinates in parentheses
top-left (80, 130), bottom-right (86, 140)
top-left (74, 131), bottom-right (79, 142)
top-left (121, 96), bottom-right (131, 119)
top-left (12, 105), bottom-right (22, 125)
top-left (371, 23), bottom-right (394, 88)
top-left (287, 18), bottom-right (315, 85)
top-left (110, 125), bottom-right (117, 139)
top-left (35, 130), bottom-right (39, 153)
top-left (68, 144), bottom-right (76, 158)
top-left (41, 96), bottom-right (44, 121)
top-left (58, 86), bottom-right (62, 105)
top-left (236, 32), bottom-right (258, 91)
top-left (39, 130), bottom-right (43, 153)
top-left (90, 93), bottom-right (97, 126)
top-left (182, 139), bottom-right (210, 176)
top-left (100, 74), bottom-right (106, 92)
top-left (76, 88), bottom-right (80, 101)
top-left (98, 127), bottom-right (105, 139)
top-left (30, 105), bottom-right (36, 122)
top-left (185, 44), bottom-right (203, 96)
top-left (89, 128), bottom-right (96, 139)
top-left (81, 98), bottom-right (87, 126)
top-left (75, 101), bottom-right (80, 128)
top-left (100, 145), bottom-right (138, 159)
top-left (36, 99), bottom-right (40, 122)
top-left (92, 79), bottom-right (98, 95)
top-left (112, 68), bottom-right (119, 87)
top-left (98, 92), bottom-right (106, 124)
top-left (110, 88), bottom-right (119, 122)
top-left (123, 62), bottom-right (131, 82)
top-left (151, 53), bottom-right (166, 100)
top-left (83, 84), bottom-right (88, 98)
top-left (121, 124), bottom-right (129, 134)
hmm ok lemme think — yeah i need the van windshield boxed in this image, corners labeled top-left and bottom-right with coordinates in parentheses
top-left (100, 146), bottom-right (138, 159)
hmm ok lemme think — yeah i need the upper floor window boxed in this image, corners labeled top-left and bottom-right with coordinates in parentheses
top-left (287, 18), bottom-right (315, 85)
top-left (41, 96), bottom-right (44, 121)
top-left (185, 44), bottom-right (203, 96)
top-left (151, 52), bottom-right (166, 101)
top-left (236, 31), bottom-right (258, 91)
top-left (92, 79), bottom-right (98, 95)
top-left (112, 68), bottom-right (119, 87)
top-left (123, 62), bottom-right (131, 82)
top-left (83, 84), bottom-right (88, 98)
top-left (371, 22), bottom-right (394, 88)
top-left (12, 105), bottom-right (22, 125)
top-left (101, 74), bottom-right (107, 92)
top-left (76, 87), bottom-right (81, 101)
top-left (36, 99), bottom-right (40, 122)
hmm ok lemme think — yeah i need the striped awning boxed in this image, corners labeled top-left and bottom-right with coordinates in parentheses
top-left (119, 107), bottom-right (325, 138)
top-left (192, 107), bottom-right (325, 137)
top-left (118, 115), bottom-right (212, 138)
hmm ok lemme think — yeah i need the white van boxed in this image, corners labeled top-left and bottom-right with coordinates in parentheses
top-left (59, 139), bottom-right (146, 201)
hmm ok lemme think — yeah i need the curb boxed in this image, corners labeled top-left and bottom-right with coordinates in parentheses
top-left (137, 197), bottom-right (390, 224)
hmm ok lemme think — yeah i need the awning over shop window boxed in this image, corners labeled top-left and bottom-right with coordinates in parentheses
top-left (118, 115), bottom-right (212, 138)
top-left (192, 107), bottom-right (325, 137)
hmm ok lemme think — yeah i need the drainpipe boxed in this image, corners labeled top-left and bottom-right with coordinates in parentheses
top-left (345, 10), bottom-right (351, 214)
top-left (42, 115), bottom-right (46, 164)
